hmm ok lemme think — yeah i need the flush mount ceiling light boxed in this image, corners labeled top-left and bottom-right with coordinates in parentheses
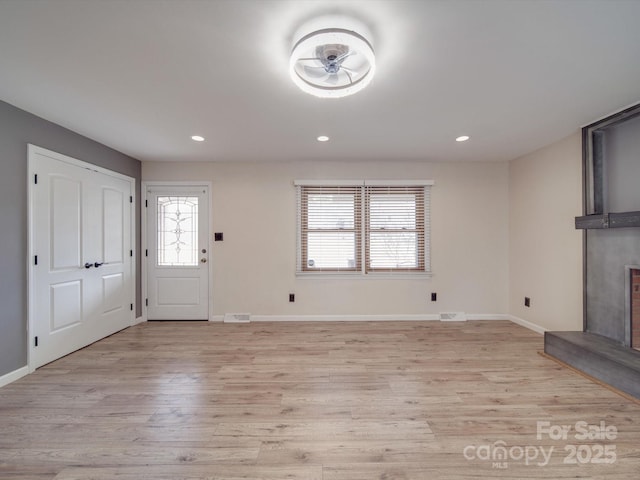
top-left (289, 22), bottom-right (375, 98)
top-left (456, 135), bottom-right (470, 142)
top-left (191, 135), bottom-right (205, 142)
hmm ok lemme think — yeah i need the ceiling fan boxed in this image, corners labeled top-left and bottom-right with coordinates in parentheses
top-left (289, 27), bottom-right (375, 98)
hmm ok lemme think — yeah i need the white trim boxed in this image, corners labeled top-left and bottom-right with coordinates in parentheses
top-left (221, 314), bottom-right (507, 322)
top-left (142, 181), bottom-right (213, 321)
top-left (209, 315), bottom-right (224, 322)
top-left (294, 179), bottom-right (363, 187)
top-left (28, 144), bottom-right (134, 182)
top-left (130, 178), bottom-right (137, 330)
top-left (296, 182), bottom-right (433, 276)
top-left (507, 314), bottom-right (546, 335)
top-left (295, 272), bottom-right (433, 279)
top-left (141, 185), bottom-right (148, 322)
top-left (251, 314), bottom-right (441, 322)
top-left (294, 179), bottom-right (435, 187)
top-left (365, 179), bottom-right (435, 186)
top-left (146, 182), bottom-right (212, 192)
top-left (27, 148), bottom-right (35, 372)
top-left (134, 316), bottom-right (146, 325)
top-left (467, 314), bottom-right (510, 321)
top-left (0, 366), bottom-right (29, 388)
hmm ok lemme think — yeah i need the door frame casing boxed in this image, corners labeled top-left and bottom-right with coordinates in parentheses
top-left (142, 181), bottom-right (213, 322)
top-left (27, 144), bottom-right (136, 372)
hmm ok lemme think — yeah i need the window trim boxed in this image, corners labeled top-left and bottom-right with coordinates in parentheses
top-left (299, 185), bottom-right (362, 273)
top-left (365, 186), bottom-right (426, 273)
top-left (295, 180), bottom-right (434, 276)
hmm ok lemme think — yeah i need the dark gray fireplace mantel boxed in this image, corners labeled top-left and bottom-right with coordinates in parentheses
top-left (575, 211), bottom-right (640, 229)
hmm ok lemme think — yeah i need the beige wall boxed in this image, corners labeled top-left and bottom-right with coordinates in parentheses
top-left (143, 160), bottom-right (509, 318)
top-left (508, 132), bottom-right (583, 331)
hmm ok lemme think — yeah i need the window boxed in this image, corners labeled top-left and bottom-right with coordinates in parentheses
top-left (299, 186), bottom-right (362, 272)
top-left (157, 196), bottom-right (199, 266)
top-left (366, 186), bottom-right (425, 272)
top-left (296, 181), bottom-right (432, 275)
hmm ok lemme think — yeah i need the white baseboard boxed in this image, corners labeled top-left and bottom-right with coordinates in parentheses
top-left (208, 313), bottom-right (510, 323)
top-left (251, 314), bottom-right (440, 322)
top-left (467, 314), bottom-right (509, 321)
top-left (0, 365), bottom-right (29, 388)
top-left (507, 314), bottom-right (546, 335)
top-left (134, 315), bottom-right (146, 325)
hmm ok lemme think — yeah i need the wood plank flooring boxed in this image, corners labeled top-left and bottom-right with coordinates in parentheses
top-left (1, 320), bottom-right (639, 479)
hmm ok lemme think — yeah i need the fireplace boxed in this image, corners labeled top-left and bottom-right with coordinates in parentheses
top-left (627, 266), bottom-right (640, 351)
top-left (544, 103), bottom-right (640, 399)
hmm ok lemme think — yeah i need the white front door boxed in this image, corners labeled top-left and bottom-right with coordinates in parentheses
top-left (29, 146), bottom-right (134, 369)
top-left (146, 185), bottom-right (210, 320)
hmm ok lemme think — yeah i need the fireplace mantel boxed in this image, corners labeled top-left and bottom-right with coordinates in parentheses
top-left (576, 211), bottom-right (640, 229)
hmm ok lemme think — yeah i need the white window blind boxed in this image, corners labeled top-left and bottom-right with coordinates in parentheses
top-left (365, 186), bottom-right (426, 272)
top-left (297, 182), bottom-right (432, 275)
top-left (297, 185), bottom-right (362, 272)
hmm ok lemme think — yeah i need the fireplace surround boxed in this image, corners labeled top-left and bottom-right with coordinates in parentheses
top-left (544, 102), bottom-right (640, 398)
top-left (626, 266), bottom-right (640, 351)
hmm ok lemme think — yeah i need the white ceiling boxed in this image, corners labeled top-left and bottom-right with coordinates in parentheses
top-left (1, 0), bottom-right (640, 163)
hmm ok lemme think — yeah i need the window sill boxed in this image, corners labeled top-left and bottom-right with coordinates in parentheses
top-left (296, 272), bottom-right (433, 280)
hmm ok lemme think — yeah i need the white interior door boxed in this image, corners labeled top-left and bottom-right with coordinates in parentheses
top-left (29, 146), bottom-right (134, 369)
top-left (146, 185), bottom-right (210, 320)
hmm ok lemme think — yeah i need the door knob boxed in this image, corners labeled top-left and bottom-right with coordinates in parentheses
top-left (201, 258), bottom-right (207, 263)
top-left (84, 262), bottom-right (93, 269)
top-left (94, 262), bottom-right (104, 268)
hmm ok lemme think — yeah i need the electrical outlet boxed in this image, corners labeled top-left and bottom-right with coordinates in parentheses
top-left (524, 297), bottom-right (530, 307)
top-left (431, 292), bottom-right (437, 302)
top-left (289, 293), bottom-right (295, 302)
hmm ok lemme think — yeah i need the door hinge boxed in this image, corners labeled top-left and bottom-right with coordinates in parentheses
top-left (145, 199), bottom-right (148, 208)
top-left (130, 250), bottom-right (133, 257)
top-left (34, 255), bottom-right (38, 265)
top-left (145, 298), bottom-right (148, 306)
top-left (34, 336), bottom-right (38, 347)
top-left (130, 195), bottom-right (133, 203)
top-left (34, 174), bottom-right (38, 184)
top-left (130, 303), bottom-right (133, 311)
top-left (145, 249), bottom-right (148, 257)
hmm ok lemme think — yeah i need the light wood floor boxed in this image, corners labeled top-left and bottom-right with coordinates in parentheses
top-left (1, 320), bottom-right (639, 479)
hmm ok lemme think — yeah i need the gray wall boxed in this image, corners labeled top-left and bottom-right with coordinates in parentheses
top-left (0, 100), bottom-right (141, 377)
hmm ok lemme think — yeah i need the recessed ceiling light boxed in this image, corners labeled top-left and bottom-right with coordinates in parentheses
top-left (456, 135), bottom-right (470, 142)
top-left (317, 135), bottom-right (330, 142)
top-left (191, 135), bottom-right (205, 142)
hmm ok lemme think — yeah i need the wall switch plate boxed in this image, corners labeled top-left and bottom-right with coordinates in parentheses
top-left (214, 232), bottom-right (223, 241)
top-left (525, 297), bottom-right (531, 307)
top-left (289, 293), bottom-right (295, 302)
top-left (431, 292), bottom-right (437, 302)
